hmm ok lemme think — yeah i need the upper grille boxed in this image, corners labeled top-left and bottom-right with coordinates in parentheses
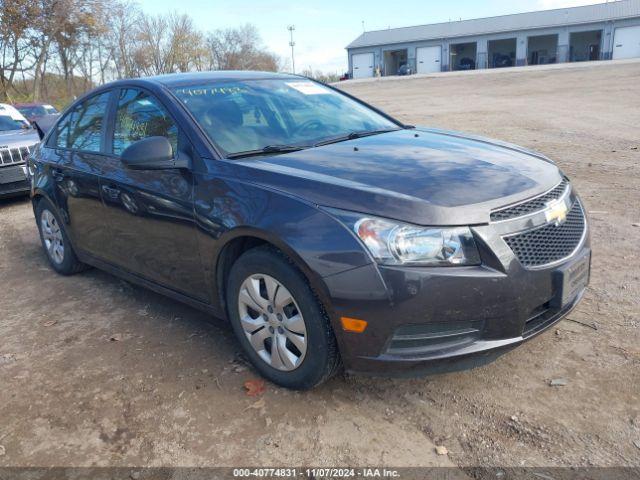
top-left (0, 144), bottom-right (35, 166)
top-left (504, 200), bottom-right (586, 268)
top-left (490, 179), bottom-right (569, 222)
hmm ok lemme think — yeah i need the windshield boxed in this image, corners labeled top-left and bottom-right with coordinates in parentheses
top-left (0, 115), bottom-right (29, 131)
top-left (172, 79), bottom-right (399, 156)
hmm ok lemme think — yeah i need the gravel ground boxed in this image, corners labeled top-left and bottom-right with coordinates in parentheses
top-left (1, 60), bottom-right (639, 470)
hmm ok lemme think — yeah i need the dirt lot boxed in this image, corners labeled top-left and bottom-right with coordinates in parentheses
top-left (1, 61), bottom-right (639, 471)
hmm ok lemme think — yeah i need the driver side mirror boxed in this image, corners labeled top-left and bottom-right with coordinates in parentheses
top-left (120, 136), bottom-right (189, 170)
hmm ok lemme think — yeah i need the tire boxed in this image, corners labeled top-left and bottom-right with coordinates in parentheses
top-left (226, 246), bottom-right (340, 390)
top-left (35, 198), bottom-right (86, 275)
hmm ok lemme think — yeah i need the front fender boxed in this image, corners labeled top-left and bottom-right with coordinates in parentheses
top-left (193, 174), bottom-right (376, 315)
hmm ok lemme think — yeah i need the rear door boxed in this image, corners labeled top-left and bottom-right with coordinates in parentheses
top-left (47, 90), bottom-right (113, 259)
top-left (98, 87), bottom-right (208, 300)
top-left (416, 46), bottom-right (442, 74)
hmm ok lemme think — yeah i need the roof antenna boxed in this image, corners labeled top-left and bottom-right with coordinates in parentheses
top-left (362, 20), bottom-right (365, 33)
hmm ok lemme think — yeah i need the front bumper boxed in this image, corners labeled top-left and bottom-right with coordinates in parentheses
top-left (322, 204), bottom-right (590, 376)
top-left (0, 164), bottom-right (29, 198)
top-left (346, 287), bottom-right (585, 376)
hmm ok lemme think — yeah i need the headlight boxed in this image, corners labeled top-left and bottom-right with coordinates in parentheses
top-left (330, 211), bottom-right (481, 266)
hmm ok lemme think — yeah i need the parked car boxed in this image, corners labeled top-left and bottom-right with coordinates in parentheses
top-left (492, 53), bottom-right (514, 68)
top-left (0, 104), bottom-right (40, 198)
top-left (398, 64), bottom-right (412, 75)
top-left (14, 102), bottom-right (59, 125)
top-left (458, 57), bottom-right (476, 70)
top-left (29, 72), bottom-right (590, 389)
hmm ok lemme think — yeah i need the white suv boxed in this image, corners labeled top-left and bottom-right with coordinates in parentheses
top-left (0, 104), bottom-right (40, 198)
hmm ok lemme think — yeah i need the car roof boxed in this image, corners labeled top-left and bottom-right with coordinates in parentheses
top-left (107, 70), bottom-right (302, 89)
top-left (0, 103), bottom-right (28, 121)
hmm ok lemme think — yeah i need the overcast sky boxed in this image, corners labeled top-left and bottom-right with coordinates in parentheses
top-left (137, 0), bottom-right (607, 73)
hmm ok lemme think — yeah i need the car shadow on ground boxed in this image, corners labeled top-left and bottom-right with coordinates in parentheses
top-left (0, 194), bottom-right (30, 208)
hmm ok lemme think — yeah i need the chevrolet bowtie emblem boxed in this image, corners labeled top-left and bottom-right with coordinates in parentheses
top-left (545, 198), bottom-right (569, 226)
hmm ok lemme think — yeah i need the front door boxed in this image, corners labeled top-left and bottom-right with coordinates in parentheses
top-left (99, 87), bottom-right (208, 300)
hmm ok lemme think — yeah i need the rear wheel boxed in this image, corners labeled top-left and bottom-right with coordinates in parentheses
top-left (226, 246), bottom-right (340, 389)
top-left (36, 198), bottom-right (86, 275)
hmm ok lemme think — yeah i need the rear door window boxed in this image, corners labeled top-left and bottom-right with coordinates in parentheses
top-left (51, 91), bottom-right (111, 152)
top-left (60, 92), bottom-right (111, 152)
top-left (53, 113), bottom-right (73, 149)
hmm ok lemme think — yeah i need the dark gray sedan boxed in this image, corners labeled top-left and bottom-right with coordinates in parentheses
top-left (28, 71), bottom-right (590, 389)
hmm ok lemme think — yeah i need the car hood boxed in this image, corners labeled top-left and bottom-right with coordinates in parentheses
top-left (0, 128), bottom-right (41, 149)
top-left (224, 128), bottom-right (563, 225)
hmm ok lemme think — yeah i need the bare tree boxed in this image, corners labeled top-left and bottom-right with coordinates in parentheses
top-left (0, 0), bottom-right (39, 100)
top-left (166, 13), bottom-right (206, 72)
top-left (54, 0), bottom-right (108, 97)
top-left (301, 68), bottom-right (340, 84)
top-left (30, 0), bottom-right (66, 100)
top-left (1, 0), bottom-right (284, 105)
top-left (206, 24), bottom-right (279, 72)
top-left (133, 13), bottom-right (169, 76)
top-left (104, 0), bottom-right (140, 79)
top-left (130, 12), bottom-right (210, 76)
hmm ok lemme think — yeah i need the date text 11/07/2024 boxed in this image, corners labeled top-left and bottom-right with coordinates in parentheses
top-left (232, 468), bottom-right (401, 478)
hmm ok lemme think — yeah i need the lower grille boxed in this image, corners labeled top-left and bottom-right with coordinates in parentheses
top-left (523, 302), bottom-right (556, 338)
top-left (0, 180), bottom-right (29, 196)
top-left (386, 320), bottom-right (484, 356)
top-left (504, 200), bottom-right (586, 268)
top-left (0, 164), bottom-right (27, 184)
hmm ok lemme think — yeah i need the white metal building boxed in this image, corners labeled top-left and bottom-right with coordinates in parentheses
top-left (346, 0), bottom-right (640, 78)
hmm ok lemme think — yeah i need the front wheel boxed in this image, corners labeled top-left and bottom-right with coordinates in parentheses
top-left (226, 246), bottom-right (340, 389)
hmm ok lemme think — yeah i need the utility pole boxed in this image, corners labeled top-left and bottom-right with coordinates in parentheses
top-left (288, 25), bottom-right (296, 74)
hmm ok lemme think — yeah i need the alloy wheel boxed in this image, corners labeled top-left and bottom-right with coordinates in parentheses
top-left (40, 209), bottom-right (65, 265)
top-left (237, 274), bottom-right (307, 371)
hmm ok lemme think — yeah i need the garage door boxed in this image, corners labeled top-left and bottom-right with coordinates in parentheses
top-left (416, 46), bottom-right (442, 74)
top-left (612, 25), bottom-right (640, 60)
top-left (352, 53), bottom-right (374, 79)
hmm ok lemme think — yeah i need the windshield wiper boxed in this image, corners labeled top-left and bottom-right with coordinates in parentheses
top-left (226, 129), bottom-right (400, 158)
top-left (226, 144), bottom-right (308, 159)
top-left (314, 128), bottom-right (399, 147)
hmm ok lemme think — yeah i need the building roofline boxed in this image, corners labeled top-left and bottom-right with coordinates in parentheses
top-left (346, 0), bottom-right (640, 49)
top-left (363, 2), bottom-right (616, 36)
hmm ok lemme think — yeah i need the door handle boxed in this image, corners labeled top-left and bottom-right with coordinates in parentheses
top-left (102, 185), bottom-right (121, 200)
top-left (51, 169), bottom-right (64, 182)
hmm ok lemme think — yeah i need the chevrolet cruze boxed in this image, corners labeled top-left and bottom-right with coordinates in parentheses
top-left (28, 71), bottom-right (590, 389)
